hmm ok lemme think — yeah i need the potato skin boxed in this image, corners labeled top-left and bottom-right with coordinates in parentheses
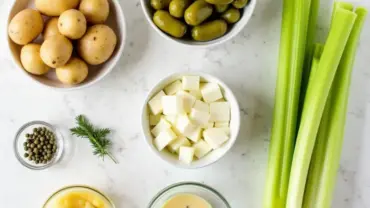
top-left (79, 0), bottom-right (110, 24)
top-left (43, 18), bottom-right (63, 40)
top-left (20, 44), bottom-right (50, 75)
top-left (40, 35), bottom-right (73, 68)
top-left (56, 57), bottom-right (88, 85)
top-left (58, 9), bottom-right (87, 39)
top-left (8, 9), bottom-right (44, 45)
top-left (77, 24), bottom-right (117, 65)
top-left (35, 0), bottom-right (80, 16)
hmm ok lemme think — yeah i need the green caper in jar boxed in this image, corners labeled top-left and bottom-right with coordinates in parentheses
top-left (221, 8), bottom-right (241, 23)
top-left (232, 0), bottom-right (249, 8)
top-left (191, 19), bottom-right (228, 41)
top-left (22, 126), bottom-right (57, 164)
top-left (185, 0), bottom-right (213, 26)
top-left (150, 0), bottom-right (172, 10)
top-left (153, 10), bottom-right (187, 38)
top-left (214, 4), bottom-right (228, 13)
top-left (205, 0), bottom-right (233, 4)
top-left (169, 0), bottom-right (193, 18)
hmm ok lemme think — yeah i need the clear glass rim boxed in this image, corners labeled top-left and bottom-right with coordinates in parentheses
top-left (147, 182), bottom-right (231, 208)
top-left (42, 185), bottom-right (116, 208)
top-left (13, 120), bottom-right (64, 170)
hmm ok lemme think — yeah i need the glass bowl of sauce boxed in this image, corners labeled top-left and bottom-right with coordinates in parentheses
top-left (148, 182), bottom-right (231, 208)
top-left (43, 185), bottom-right (115, 208)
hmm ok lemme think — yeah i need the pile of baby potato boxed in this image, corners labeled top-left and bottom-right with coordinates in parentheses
top-left (8, 0), bottom-right (117, 85)
top-left (150, 0), bottom-right (249, 41)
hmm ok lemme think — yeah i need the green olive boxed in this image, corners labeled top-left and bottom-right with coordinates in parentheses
top-left (232, 0), bottom-right (249, 8)
top-left (214, 4), bottom-right (228, 13)
top-left (205, 0), bottom-right (233, 4)
top-left (221, 8), bottom-right (240, 23)
top-left (185, 0), bottom-right (213, 26)
top-left (153, 10), bottom-right (187, 38)
top-left (191, 19), bottom-right (227, 41)
top-left (169, 0), bottom-right (193, 18)
top-left (151, 0), bottom-right (172, 10)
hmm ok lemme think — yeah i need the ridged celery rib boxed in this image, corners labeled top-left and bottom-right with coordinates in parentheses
top-left (286, 8), bottom-right (357, 208)
top-left (279, 0), bottom-right (312, 206)
top-left (263, 0), bottom-right (294, 206)
top-left (299, 0), bottom-right (320, 113)
top-left (315, 7), bottom-right (368, 208)
top-left (302, 43), bottom-right (328, 208)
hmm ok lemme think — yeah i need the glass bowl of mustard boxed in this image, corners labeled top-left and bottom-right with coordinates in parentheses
top-left (148, 182), bottom-right (231, 208)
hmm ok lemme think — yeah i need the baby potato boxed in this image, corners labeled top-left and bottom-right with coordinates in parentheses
top-left (40, 35), bottom-right (73, 68)
top-left (77, 24), bottom-right (117, 65)
top-left (43, 18), bottom-right (62, 40)
top-left (79, 0), bottom-right (110, 24)
top-left (58, 9), bottom-right (87, 39)
top-left (20, 44), bottom-right (50, 75)
top-left (35, 0), bottom-right (80, 16)
top-left (8, 9), bottom-right (44, 45)
top-left (56, 57), bottom-right (88, 85)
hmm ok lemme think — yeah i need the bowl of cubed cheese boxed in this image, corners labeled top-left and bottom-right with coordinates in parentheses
top-left (142, 72), bottom-right (240, 169)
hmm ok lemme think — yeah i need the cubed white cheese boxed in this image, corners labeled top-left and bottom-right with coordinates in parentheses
top-left (193, 140), bottom-right (213, 158)
top-left (201, 83), bottom-right (223, 103)
top-left (168, 136), bottom-right (191, 153)
top-left (151, 118), bottom-right (171, 137)
top-left (215, 127), bottom-right (230, 136)
top-left (149, 114), bottom-right (162, 126)
top-left (164, 80), bottom-right (182, 95)
top-left (188, 90), bottom-right (203, 100)
top-left (182, 76), bottom-right (200, 91)
top-left (193, 100), bottom-right (209, 112)
top-left (162, 95), bottom-right (184, 115)
top-left (179, 146), bottom-right (195, 164)
top-left (176, 114), bottom-right (198, 138)
top-left (154, 129), bottom-right (177, 151)
top-left (215, 121), bottom-right (229, 127)
top-left (187, 127), bottom-right (202, 142)
top-left (177, 91), bottom-right (196, 113)
top-left (148, 90), bottom-right (166, 115)
top-left (190, 108), bottom-right (210, 126)
top-left (210, 102), bottom-right (230, 122)
top-left (203, 128), bottom-right (229, 149)
top-left (164, 115), bottom-right (177, 125)
top-left (203, 122), bottom-right (214, 129)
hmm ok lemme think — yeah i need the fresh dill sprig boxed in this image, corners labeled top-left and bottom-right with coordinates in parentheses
top-left (70, 115), bottom-right (118, 164)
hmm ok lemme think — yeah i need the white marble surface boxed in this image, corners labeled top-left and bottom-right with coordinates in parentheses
top-left (0, 0), bottom-right (369, 207)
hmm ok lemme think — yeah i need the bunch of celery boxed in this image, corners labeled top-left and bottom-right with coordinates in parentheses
top-left (264, 1), bottom-right (367, 208)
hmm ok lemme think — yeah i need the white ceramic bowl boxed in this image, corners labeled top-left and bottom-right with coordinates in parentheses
top-left (7, 0), bottom-right (126, 90)
top-left (141, 72), bottom-right (240, 169)
top-left (141, 0), bottom-right (256, 48)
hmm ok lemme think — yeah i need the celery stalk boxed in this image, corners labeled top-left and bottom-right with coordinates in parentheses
top-left (315, 7), bottom-right (368, 208)
top-left (286, 8), bottom-right (357, 208)
top-left (302, 43), bottom-right (330, 208)
top-left (299, 0), bottom-right (320, 107)
top-left (280, 0), bottom-right (312, 206)
top-left (263, 0), bottom-right (294, 206)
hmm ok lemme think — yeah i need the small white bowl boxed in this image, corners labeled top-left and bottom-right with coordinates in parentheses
top-left (141, 0), bottom-right (256, 48)
top-left (7, 0), bottom-right (126, 90)
top-left (141, 72), bottom-right (240, 169)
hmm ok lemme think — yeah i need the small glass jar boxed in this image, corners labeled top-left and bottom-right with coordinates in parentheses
top-left (13, 121), bottom-right (64, 170)
top-left (148, 182), bottom-right (231, 208)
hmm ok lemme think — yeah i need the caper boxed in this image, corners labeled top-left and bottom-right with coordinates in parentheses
top-left (26, 133), bottom-right (30, 138)
top-left (33, 148), bottom-right (38, 153)
top-left (24, 153), bottom-right (29, 157)
top-left (34, 140), bottom-right (39, 144)
top-left (40, 137), bottom-right (45, 141)
top-left (30, 143), bottom-right (35, 148)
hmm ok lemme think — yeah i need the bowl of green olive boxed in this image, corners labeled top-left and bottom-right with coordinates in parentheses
top-left (13, 121), bottom-right (64, 170)
top-left (141, 0), bottom-right (256, 47)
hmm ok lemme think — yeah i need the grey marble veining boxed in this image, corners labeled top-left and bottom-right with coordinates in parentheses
top-left (0, 0), bottom-right (369, 207)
